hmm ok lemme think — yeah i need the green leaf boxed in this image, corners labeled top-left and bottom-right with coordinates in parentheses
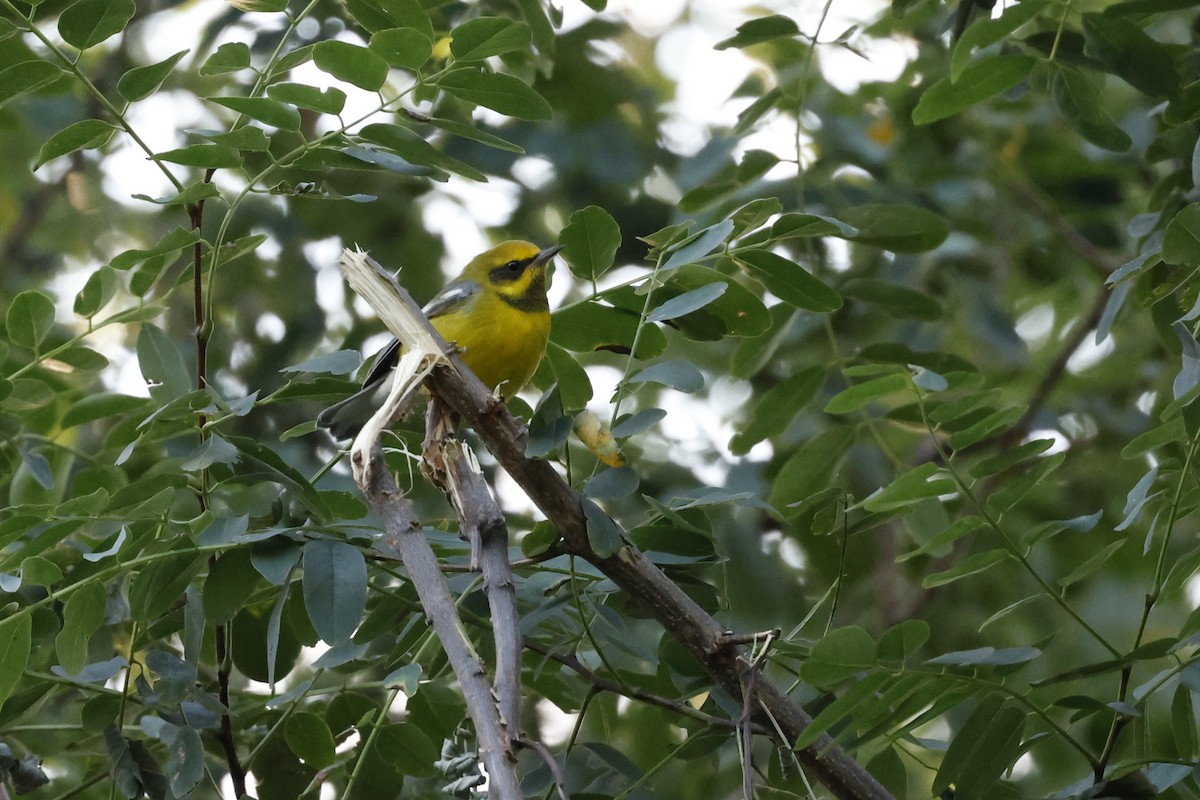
top-left (1060, 540), bottom-right (1127, 589)
top-left (1082, 12), bottom-right (1179, 98)
top-left (55, 580), bottom-right (106, 675)
top-left (57, 0), bottom-right (135, 49)
top-left (878, 619), bottom-right (930, 663)
top-left (1052, 65), bottom-right (1133, 152)
top-left (628, 360), bottom-right (704, 393)
top-left (0, 60), bottom-right (64, 108)
top-left (730, 366), bottom-right (824, 455)
top-left (928, 647), bottom-right (1041, 667)
top-left (35, 119), bottom-right (117, 169)
top-left (583, 498), bottom-right (623, 557)
top-left (118, 49), bottom-right (187, 102)
top-left (267, 82), bottom-right (346, 115)
top-left (358, 123), bottom-right (485, 181)
top-left (543, 342), bottom-right (591, 413)
top-left (799, 626), bottom-right (877, 688)
top-left (661, 220), bottom-right (734, 273)
top-left (912, 55), bottom-right (1035, 124)
top-left (898, 516), bottom-right (985, 562)
top-left (128, 551), bottom-right (206, 622)
top-left (345, 0), bottom-right (431, 36)
top-left (1163, 204), bottom-right (1200, 267)
top-left (111, 227), bottom-right (200, 270)
top-left (863, 462), bottom-right (956, 513)
top-left (969, 438), bottom-right (1056, 478)
top-left (369, 27), bottom-right (432, 70)
top-left (794, 672), bottom-right (890, 750)
top-left (0, 614), bottom-right (32, 709)
top-left (951, 0), bottom-right (1047, 81)
top-left (647, 283), bottom-right (727, 324)
top-left (200, 42), bottom-right (251, 76)
top-left (840, 204), bottom-right (950, 253)
top-left (21, 556), bottom-right (62, 587)
top-left (664, 265), bottom-right (769, 339)
top-left (314, 41), bottom-right (389, 91)
top-left (824, 373), bottom-right (909, 414)
top-left (281, 350), bottom-right (361, 375)
top-left (302, 539), bottom-right (366, 645)
top-left (225, 436), bottom-right (332, 520)
top-left (584, 467), bottom-right (639, 500)
top-left (841, 278), bottom-right (943, 320)
top-left (74, 266), bottom-right (118, 317)
top-left (771, 212), bottom-right (858, 240)
top-left (946, 405), bottom-right (1025, 450)
top-left (204, 548), bottom-right (263, 624)
top-left (156, 143), bottom-right (242, 168)
top-left (424, 116), bottom-right (524, 153)
top-left (715, 14), bottom-right (800, 50)
top-left (768, 427), bottom-right (855, 511)
top-left (7, 290), bottom-right (55, 350)
top-left (923, 549), bottom-right (1012, 588)
top-left (377, 723), bottom-right (438, 777)
top-left (933, 695), bottom-right (1026, 799)
top-left (286, 712), bottom-right (336, 769)
top-left (437, 68), bottom-right (552, 120)
top-left (166, 726), bottom-right (204, 797)
top-left (208, 97), bottom-right (301, 131)
top-left (612, 408), bottom-right (666, 438)
top-left (552, 302), bottom-right (666, 358)
top-left (987, 452), bottom-right (1065, 512)
top-left (561, 205), bottom-right (621, 281)
top-left (137, 324), bottom-right (192, 400)
top-left (736, 250), bottom-right (842, 312)
top-left (450, 17), bottom-right (532, 61)
top-left (62, 392), bottom-right (146, 428)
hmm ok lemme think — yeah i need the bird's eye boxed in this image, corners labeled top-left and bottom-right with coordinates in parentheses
top-left (504, 260), bottom-right (522, 273)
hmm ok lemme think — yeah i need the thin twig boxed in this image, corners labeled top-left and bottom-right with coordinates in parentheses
top-left (433, 430), bottom-right (524, 741)
top-left (358, 444), bottom-right (522, 799)
top-left (523, 639), bottom-right (767, 735)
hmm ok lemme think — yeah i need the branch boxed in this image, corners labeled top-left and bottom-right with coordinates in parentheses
top-left (428, 423), bottom-right (524, 740)
top-left (357, 443), bottom-right (522, 800)
top-left (335, 248), bottom-right (894, 800)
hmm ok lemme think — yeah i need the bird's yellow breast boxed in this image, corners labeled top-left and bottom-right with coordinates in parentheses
top-left (432, 289), bottom-right (551, 394)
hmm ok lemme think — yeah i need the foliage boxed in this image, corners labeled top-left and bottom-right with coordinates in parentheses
top-left (1, 0), bottom-right (1200, 798)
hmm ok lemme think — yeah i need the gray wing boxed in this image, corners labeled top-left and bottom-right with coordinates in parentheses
top-left (423, 278), bottom-right (481, 320)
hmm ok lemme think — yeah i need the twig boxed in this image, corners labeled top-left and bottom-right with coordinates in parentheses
top-left (358, 443), bottom-right (522, 798)
top-left (523, 639), bottom-right (766, 735)
top-left (433, 431), bottom-right (524, 740)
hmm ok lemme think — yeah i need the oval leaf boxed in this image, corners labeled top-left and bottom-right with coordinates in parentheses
top-left (302, 539), bottom-right (367, 645)
top-left (437, 68), bottom-right (551, 120)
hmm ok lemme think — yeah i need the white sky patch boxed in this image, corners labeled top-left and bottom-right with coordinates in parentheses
top-left (1066, 332), bottom-right (1115, 373)
top-left (1015, 302), bottom-right (1055, 346)
top-left (1028, 428), bottom-right (1070, 455)
top-left (1186, 573), bottom-right (1200, 610)
top-left (511, 156), bottom-right (557, 191)
top-left (256, 311), bottom-right (286, 342)
top-left (608, 0), bottom-right (688, 36)
top-left (1136, 391), bottom-right (1157, 416)
top-left (102, 91), bottom-right (209, 206)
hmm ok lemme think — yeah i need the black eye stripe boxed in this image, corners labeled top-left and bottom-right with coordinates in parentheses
top-left (489, 256), bottom-right (536, 282)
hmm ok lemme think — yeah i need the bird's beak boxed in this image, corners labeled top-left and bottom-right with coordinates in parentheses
top-left (533, 245), bottom-right (564, 267)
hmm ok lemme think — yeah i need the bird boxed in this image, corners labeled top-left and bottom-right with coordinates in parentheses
top-left (317, 240), bottom-right (562, 439)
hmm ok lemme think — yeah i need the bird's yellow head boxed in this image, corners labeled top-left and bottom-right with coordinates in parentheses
top-left (462, 240), bottom-right (562, 312)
